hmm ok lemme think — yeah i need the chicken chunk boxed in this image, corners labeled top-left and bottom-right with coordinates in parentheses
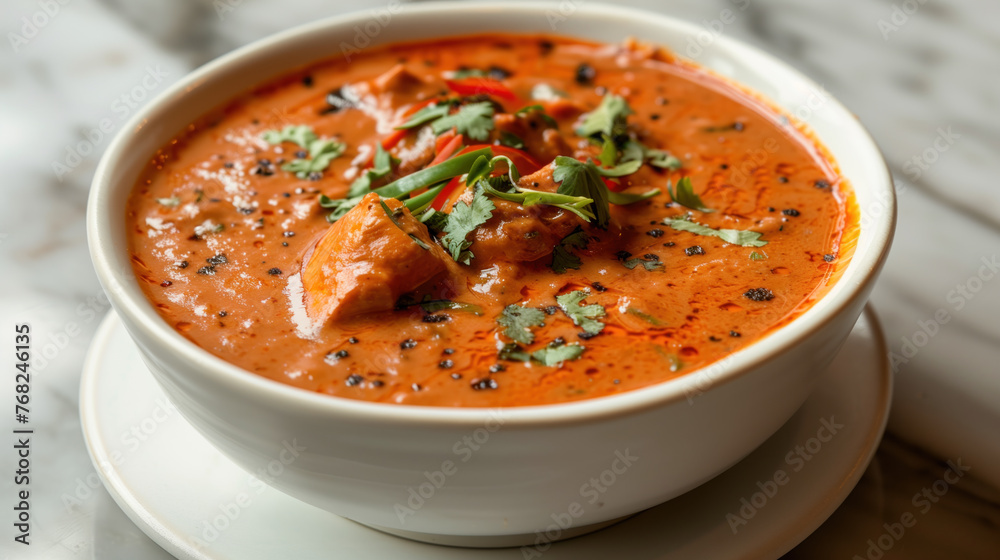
top-left (302, 193), bottom-right (448, 323)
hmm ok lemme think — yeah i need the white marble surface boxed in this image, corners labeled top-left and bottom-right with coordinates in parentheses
top-left (1, 0), bottom-right (999, 558)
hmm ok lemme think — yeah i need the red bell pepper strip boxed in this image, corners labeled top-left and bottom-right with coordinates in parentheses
top-left (430, 176), bottom-right (463, 211)
top-left (381, 98), bottom-right (439, 150)
top-left (602, 177), bottom-right (624, 192)
top-left (445, 78), bottom-right (517, 102)
top-left (457, 144), bottom-right (544, 176)
top-left (428, 134), bottom-right (464, 167)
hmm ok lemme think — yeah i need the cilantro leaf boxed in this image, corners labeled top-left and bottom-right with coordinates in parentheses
top-left (552, 157), bottom-right (658, 227)
top-left (598, 134), bottom-right (618, 167)
top-left (261, 125), bottom-right (317, 148)
top-left (349, 144), bottom-right (397, 197)
top-left (379, 199), bottom-right (430, 250)
top-left (280, 138), bottom-right (346, 179)
top-left (664, 216), bottom-right (768, 247)
top-left (499, 342), bottom-right (532, 362)
top-left (645, 148), bottom-right (682, 170)
top-left (621, 140), bottom-right (682, 171)
top-left (261, 125), bottom-right (346, 179)
top-left (479, 180), bottom-right (596, 222)
top-left (552, 157), bottom-right (611, 228)
top-left (466, 154), bottom-right (521, 188)
top-left (499, 340), bottom-right (585, 367)
top-left (532, 342), bottom-right (585, 366)
top-left (451, 68), bottom-right (488, 79)
top-left (667, 176), bottom-right (713, 213)
top-left (577, 94), bottom-right (632, 141)
top-left (396, 294), bottom-right (483, 315)
top-left (556, 290), bottom-right (605, 335)
top-left (431, 102), bottom-right (495, 141)
top-left (622, 256), bottom-right (665, 271)
top-left (750, 251), bottom-right (768, 261)
top-left (551, 227), bottom-right (589, 273)
top-left (320, 147), bottom-right (492, 223)
top-left (497, 305), bottom-right (547, 345)
top-left (499, 131), bottom-right (525, 149)
top-left (626, 307), bottom-right (665, 326)
top-left (596, 158), bottom-right (643, 178)
top-left (441, 186), bottom-right (495, 264)
top-left (396, 102), bottom-right (454, 130)
top-left (515, 104), bottom-right (559, 128)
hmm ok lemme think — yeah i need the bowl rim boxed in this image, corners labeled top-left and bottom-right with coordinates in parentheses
top-left (87, 1), bottom-right (896, 428)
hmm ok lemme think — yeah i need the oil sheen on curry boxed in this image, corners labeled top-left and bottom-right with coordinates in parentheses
top-left (127, 34), bottom-right (856, 407)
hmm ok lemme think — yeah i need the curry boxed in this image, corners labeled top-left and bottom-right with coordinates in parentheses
top-left (126, 34), bottom-right (855, 407)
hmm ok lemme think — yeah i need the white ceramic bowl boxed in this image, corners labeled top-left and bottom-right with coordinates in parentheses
top-left (87, 1), bottom-right (895, 547)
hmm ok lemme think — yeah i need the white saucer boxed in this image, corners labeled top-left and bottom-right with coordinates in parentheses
top-left (81, 308), bottom-right (891, 560)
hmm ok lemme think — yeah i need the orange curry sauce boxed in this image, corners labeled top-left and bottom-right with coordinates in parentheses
top-left (127, 34), bottom-right (856, 407)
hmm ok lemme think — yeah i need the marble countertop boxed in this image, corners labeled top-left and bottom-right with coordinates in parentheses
top-left (1, 0), bottom-right (998, 558)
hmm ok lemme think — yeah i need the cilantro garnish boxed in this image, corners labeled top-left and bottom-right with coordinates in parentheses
top-left (552, 157), bottom-right (612, 228)
top-left (466, 154), bottom-right (521, 188)
top-left (577, 94), bottom-right (632, 141)
top-left (431, 102), bottom-right (495, 141)
top-left (552, 157), bottom-right (657, 228)
top-left (750, 251), bottom-right (768, 261)
top-left (515, 104), bottom-right (558, 128)
top-left (261, 125), bottom-right (316, 147)
top-left (664, 216), bottom-right (768, 247)
top-left (349, 144), bottom-right (397, 197)
top-left (556, 290), bottom-right (605, 335)
top-left (531, 342), bottom-right (585, 366)
top-left (396, 294), bottom-right (483, 315)
top-left (667, 176), bottom-right (713, 213)
top-left (551, 227), bottom-right (589, 273)
top-left (499, 342), bottom-right (532, 362)
top-left (622, 256), bottom-right (665, 271)
top-left (479, 180), bottom-right (596, 222)
top-left (498, 340), bottom-right (585, 367)
top-left (498, 304), bottom-right (546, 345)
top-left (440, 185), bottom-right (495, 264)
top-left (626, 307), bottom-right (665, 326)
top-left (320, 147), bottom-right (492, 222)
top-left (396, 102), bottom-right (454, 130)
top-left (598, 134), bottom-right (618, 167)
top-left (499, 131), bottom-right (525, 149)
top-left (261, 125), bottom-right (345, 179)
top-left (621, 140), bottom-right (682, 170)
top-left (379, 199), bottom-right (430, 250)
top-left (451, 68), bottom-right (488, 79)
